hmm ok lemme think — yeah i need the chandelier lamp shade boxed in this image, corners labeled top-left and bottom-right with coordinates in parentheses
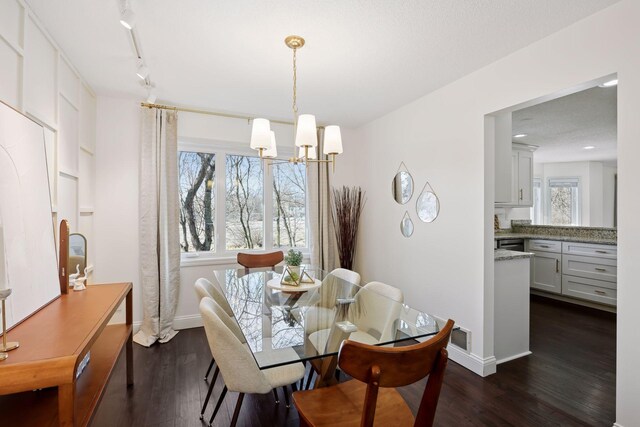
top-left (249, 35), bottom-right (343, 170)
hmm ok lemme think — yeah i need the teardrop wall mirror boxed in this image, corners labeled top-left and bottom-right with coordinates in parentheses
top-left (392, 162), bottom-right (414, 205)
top-left (416, 181), bottom-right (440, 223)
top-left (401, 211), bottom-right (414, 238)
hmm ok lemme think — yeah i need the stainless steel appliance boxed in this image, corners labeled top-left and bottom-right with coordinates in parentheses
top-left (497, 238), bottom-right (525, 252)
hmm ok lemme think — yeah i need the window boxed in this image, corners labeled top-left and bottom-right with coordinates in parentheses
top-left (532, 178), bottom-right (542, 225)
top-left (548, 177), bottom-right (580, 225)
top-left (272, 162), bottom-right (306, 248)
top-left (178, 146), bottom-right (307, 260)
top-left (225, 155), bottom-right (264, 250)
top-left (179, 151), bottom-right (216, 253)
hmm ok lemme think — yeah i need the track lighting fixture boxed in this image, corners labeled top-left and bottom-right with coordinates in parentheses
top-left (136, 64), bottom-right (149, 80)
top-left (120, 8), bottom-right (136, 29)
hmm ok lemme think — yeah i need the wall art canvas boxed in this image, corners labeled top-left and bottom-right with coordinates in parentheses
top-left (0, 101), bottom-right (60, 330)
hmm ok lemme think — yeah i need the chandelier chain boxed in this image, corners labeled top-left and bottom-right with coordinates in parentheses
top-left (292, 47), bottom-right (298, 119)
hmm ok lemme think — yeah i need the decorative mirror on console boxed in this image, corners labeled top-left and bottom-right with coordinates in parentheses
top-left (68, 233), bottom-right (87, 278)
top-left (392, 162), bottom-right (414, 205)
top-left (416, 182), bottom-right (440, 223)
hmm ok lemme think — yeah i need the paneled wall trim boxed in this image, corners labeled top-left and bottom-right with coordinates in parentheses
top-left (0, 0), bottom-right (96, 271)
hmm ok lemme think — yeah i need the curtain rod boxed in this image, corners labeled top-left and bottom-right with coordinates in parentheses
top-left (140, 102), bottom-right (295, 126)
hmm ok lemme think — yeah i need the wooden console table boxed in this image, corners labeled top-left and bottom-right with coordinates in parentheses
top-left (0, 283), bottom-right (133, 426)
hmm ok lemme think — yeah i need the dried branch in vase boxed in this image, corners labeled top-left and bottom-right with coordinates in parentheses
top-left (331, 186), bottom-right (366, 270)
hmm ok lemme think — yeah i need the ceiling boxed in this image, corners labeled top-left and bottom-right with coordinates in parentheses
top-left (513, 85), bottom-right (617, 164)
top-left (25, 0), bottom-right (619, 127)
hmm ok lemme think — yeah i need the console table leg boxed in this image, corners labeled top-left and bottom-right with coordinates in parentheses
top-left (58, 383), bottom-right (75, 427)
top-left (126, 334), bottom-right (134, 386)
top-left (126, 289), bottom-right (134, 387)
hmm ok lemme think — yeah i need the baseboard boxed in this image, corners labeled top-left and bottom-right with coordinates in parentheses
top-left (496, 351), bottom-right (532, 365)
top-left (447, 345), bottom-right (497, 377)
top-left (131, 314), bottom-right (203, 334)
top-left (173, 314), bottom-right (203, 330)
top-left (613, 423), bottom-right (624, 427)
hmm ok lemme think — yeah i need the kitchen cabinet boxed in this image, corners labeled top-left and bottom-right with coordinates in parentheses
top-left (526, 239), bottom-right (618, 307)
top-left (531, 251), bottom-right (562, 294)
top-left (517, 149), bottom-right (533, 206)
top-left (496, 143), bottom-right (535, 207)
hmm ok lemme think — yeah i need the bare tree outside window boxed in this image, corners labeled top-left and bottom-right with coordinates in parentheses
top-left (550, 187), bottom-right (572, 225)
top-left (273, 163), bottom-right (306, 247)
top-left (179, 152), bottom-right (215, 252)
top-left (226, 155), bottom-right (264, 250)
top-left (548, 178), bottom-right (579, 225)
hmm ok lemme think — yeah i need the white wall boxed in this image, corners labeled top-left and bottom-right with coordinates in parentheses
top-left (533, 161), bottom-right (616, 227)
top-left (93, 97), bottom-right (141, 322)
top-left (0, 0), bottom-right (96, 274)
top-left (348, 2), bottom-right (638, 424)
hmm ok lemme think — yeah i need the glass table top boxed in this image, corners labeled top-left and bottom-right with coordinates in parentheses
top-left (214, 266), bottom-right (441, 370)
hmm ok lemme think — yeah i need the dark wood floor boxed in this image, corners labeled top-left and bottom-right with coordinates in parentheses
top-left (91, 295), bottom-right (616, 426)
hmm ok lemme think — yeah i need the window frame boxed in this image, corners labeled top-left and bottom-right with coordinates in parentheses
top-left (178, 139), bottom-right (310, 266)
top-left (531, 177), bottom-right (543, 225)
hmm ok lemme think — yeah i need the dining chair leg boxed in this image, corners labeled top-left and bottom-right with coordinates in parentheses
top-left (208, 385), bottom-right (227, 427)
top-left (210, 365), bottom-right (220, 386)
top-left (230, 393), bottom-right (245, 427)
top-left (299, 361), bottom-right (308, 389)
top-left (204, 357), bottom-right (215, 381)
top-left (200, 373), bottom-right (215, 419)
top-left (282, 385), bottom-right (290, 408)
top-left (200, 366), bottom-right (220, 419)
top-left (272, 388), bottom-right (280, 404)
top-left (304, 370), bottom-right (315, 390)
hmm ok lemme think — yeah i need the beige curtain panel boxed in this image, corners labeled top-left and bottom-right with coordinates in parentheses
top-left (308, 128), bottom-right (336, 271)
top-left (134, 108), bottom-right (181, 347)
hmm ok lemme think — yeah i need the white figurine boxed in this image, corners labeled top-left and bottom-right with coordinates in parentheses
top-left (70, 264), bottom-right (87, 291)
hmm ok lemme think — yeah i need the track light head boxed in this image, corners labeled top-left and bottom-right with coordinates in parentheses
top-left (136, 64), bottom-right (149, 80)
top-left (120, 8), bottom-right (136, 29)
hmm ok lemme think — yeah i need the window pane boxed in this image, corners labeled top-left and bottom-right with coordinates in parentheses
top-left (272, 163), bottom-right (306, 247)
top-left (179, 151), bottom-right (216, 252)
top-left (225, 155), bottom-right (264, 250)
top-left (550, 187), bottom-right (573, 225)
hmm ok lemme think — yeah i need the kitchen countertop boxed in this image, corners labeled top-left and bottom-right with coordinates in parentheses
top-left (494, 249), bottom-right (534, 261)
top-left (494, 232), bottom-right (617, 245)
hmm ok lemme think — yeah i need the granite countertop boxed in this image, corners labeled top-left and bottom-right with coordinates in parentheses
top-left (494, 232), bottom-right (617, 245)
top-left (494, 249), bottom-right (534, 261)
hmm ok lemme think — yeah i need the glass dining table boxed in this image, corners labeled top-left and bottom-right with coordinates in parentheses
top-left (213, 266), bottom-right (442, 387)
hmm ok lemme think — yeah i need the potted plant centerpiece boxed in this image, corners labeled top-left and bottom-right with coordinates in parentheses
top-left (284, 249), bottom-right (303, 283)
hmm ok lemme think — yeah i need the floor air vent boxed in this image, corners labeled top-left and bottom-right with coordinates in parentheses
top-left (450, 328), bottom-right (470, 352)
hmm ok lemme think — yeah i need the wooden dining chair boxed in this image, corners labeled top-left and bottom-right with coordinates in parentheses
top-left (237, 251), bottom-right (284, 270)
top-left (293, 319), bottom-right (455, 427)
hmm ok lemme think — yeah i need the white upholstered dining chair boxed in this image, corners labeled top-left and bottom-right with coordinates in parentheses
top-left (304, 268), bottom-right (361, 336)
top-left (200, 297), bottom-right (306, 427)
top-left (307, 280), bottom-right (404, 353)
top-left (303, 280), bottom-right (404, 389)
top-left (194, 277), bottom-right (248, 420)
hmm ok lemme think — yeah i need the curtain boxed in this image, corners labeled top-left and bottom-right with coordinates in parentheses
top-left (308, 128), bottom-right (337, 271)
top-left (133, 108), bottom-right (180, 347)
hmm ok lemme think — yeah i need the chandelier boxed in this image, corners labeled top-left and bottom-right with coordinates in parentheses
top-left (249, 35), bottom-right (343, 170)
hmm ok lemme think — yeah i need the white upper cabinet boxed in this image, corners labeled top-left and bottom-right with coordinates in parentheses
top-left (517, 149), bottom-right (533, 206)
top-left (497, 143), bottom-right (535, 207)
